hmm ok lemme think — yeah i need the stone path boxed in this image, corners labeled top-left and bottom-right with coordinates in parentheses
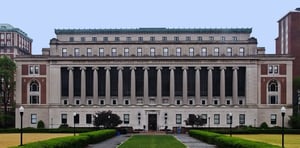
top-left (88, 133), bottom-right (216, 148)
top-left (174, 134), bottom-right (216, 148)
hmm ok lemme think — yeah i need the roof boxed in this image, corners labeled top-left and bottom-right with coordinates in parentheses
top-left (55, 28), bottom-right (252, 35)
top-left (0, 24), bottom-right (33, 41)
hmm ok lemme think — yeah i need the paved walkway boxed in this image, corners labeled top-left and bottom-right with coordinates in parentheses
top-left (174, 134), bottom-right (216, 148)
top-left (88, 133), bottom-right (216, 148)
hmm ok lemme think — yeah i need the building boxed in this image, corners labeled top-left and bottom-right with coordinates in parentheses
top-left (0, 24), bottom-right (32, 58)
top-left (15, 28), bottom-right (293, 130)
top-left (276, 8), bottom-right (300, 108)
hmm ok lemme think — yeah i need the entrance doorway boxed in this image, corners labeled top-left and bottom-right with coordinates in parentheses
top-left (148, 114), bottom-right (157, 131)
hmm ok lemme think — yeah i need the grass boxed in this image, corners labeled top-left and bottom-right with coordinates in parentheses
top-left (235, 134), bottom-right (300, 148)
top-left (118, 135), bottom-right (186, 148)
top-left (0, 133), bottom-right (72, 148)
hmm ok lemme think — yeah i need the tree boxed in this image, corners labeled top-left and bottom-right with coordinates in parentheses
top-left (0, 55), bottom-right (16, 128)
top-left (288, 114), bottom-right (300, 129)
top-left (185, 114), bottom-right (206, 127)
top-left (93, 110), bottom-right (122, 128)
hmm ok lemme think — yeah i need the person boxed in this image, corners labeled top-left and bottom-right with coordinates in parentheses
top-left (143, 125), bottom-right (146, 132)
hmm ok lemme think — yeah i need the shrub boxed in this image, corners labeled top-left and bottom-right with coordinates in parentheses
top-left (260, 122), bottom-right (269, 129)
top-left (14, 129), bottom-right (116, 148)
top-left (189, 130), bottom-right (280, 148)
top-left (37, 120), bottom-right (45, 128)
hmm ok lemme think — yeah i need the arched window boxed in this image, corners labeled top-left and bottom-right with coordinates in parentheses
top-left (267, 80), bottom-right (279, 104)
top-left (268, 80), bottom-right (278, 92)
top-left (30, 80), bottom-right (39, 91)
top-left (29, 80), bottom-right (40, 104)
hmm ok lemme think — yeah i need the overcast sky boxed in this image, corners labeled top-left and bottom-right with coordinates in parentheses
top-left (1, 0), bottom-right (299, 54)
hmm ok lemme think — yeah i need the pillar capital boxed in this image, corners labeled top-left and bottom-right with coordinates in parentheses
top-left (92, 67), bottom-right (98, 71)
top-left (117, 66), bottom-right (123, 70)
top-left (220, 66), bottom-right (226, 70)
top-left (207, 66), bottom-right (214, 70)
top-left (169, 66), bottom-right (176, 70)
top-left (130, 66), bottom-right (136, 70)
top-left (156, 66), bottom-right (162, 70)
top-left (105, 66), bottom-right (111, 70)
top-left (194, 66), bottom-right (201, 70)
top-left (67, 67), bottom-right (73, 71)
top-left (143, 66), bottom-right (149, 70)
top-left (232, 66), bottom-right (239, 70)
top-left (80, 67), bottom-right (86, 71)
top-left (182, 66), bottom-right (188, 70)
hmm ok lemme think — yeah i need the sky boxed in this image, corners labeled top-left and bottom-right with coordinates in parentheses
top-left (1, 0), bottom-right (299, 54)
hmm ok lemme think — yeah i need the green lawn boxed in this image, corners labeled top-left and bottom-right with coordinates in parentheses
top-left (235, 134), bottom-right (300, 148)
top-left (118, 135), bottom-right (186, 148)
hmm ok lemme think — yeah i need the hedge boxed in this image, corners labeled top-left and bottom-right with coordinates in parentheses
top-left (0, 127), bottom-right (96, 133)
top-left (189, 130), bottom-right (280, 148)
top-left (13, 129), bottom-right (116, 148)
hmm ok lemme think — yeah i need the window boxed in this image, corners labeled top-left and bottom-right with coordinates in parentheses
top-left (197, 36), bottom-right (203, 41)
top-left (176, 48), bottom-right (181, 56)
top-left (7, 41), bottom-right (11, 46)
top-left (221, 36), bottom-right (225, 41)
top-left (92, 37), bottom-right (97, 42)
top-left (29, 80), bottom-right (40, 104)
top-left (62, 48), bottom-right (67, 56)
top-left (162, 36), bottom-right (167, 41)
top-left (269, 65), bottom-right (279, 74)
top-left (226, 100), bottom-right (231, 105)
top-left (209, 36), bottom-right (214, 41)
top-left (124, 48), bottom-right (129, 56)
top-left (99, 99), bottom-right (105, 105)
top-left (201, 48), bottom-right (207, 56)
top-left (201, 100), bottom-right (206, 105)
top-left (174, 36), bottom-right (179, 41)
top-left (186, 36), bottom-right (191, 41)
top-left (214, 100), bottom-right (218, 105)
top-left (189, 99), bottom-right (194, 105)
top-left (99, 48), bottom-right (104, 56)
top-left (87, 48), bottom-right (92, 56)
top-left (150, 36), bottom-right (155, 41)
top-left (176, 99), bottom-right (181, 105)
top-left (226, 48), bottom-right (232, 56)
top-left (112, 99), bottom-right (117, 105)
top-left (268, 80), bottom-right (279, 104)
top-left (61, 114), bottom-right (67, 124)
top-left (137, 48), bottom-right (142, 56)
top-left (86, 114), bottom-right (92, 124)
top-left (0, 33), bottom-right (4, 39)
top-left (270, 114), bottom-right (277, 124)
top-left (150, 48), bottom-right (155, 56)
top-left (111, 48), bottom-right (117, 56)
top-left (226, 113), bottom-right (232, 124)
top-left (75, 99), bottom-right (80, 105)
top-left (124, 99), bottom-right (130, 105)
top-left (74, 48), bottom-right (80, 56)
top-left (103, 37), bottom-right (108, 41)
top-left (69, 37), bottom-right (74, 42)
top-left (87, 99), bottom-right (92, 105)
top-left (124, 114), bottom-right (129, 124)
top-left (163, 48), bottom-right (169, 56)
top-left (201, 114), bottom-right (207, 124)
top-left (239, 114), bottom-right (245, 125)
top-left (31, 114), bottom-right (37, 124)
top-left (126, 37), bottom-right (131, 41)
top-left (189, 48), bottom-right (194, 56)
top-left (115, 37), bottom-right (120, 41)
top-left (233, 36), bottom-right (237, 41)
top-left (63, 100), bottom-right (68, 105)
top-left (81, 37), bottom-right (85, 42)
top-left (74, 114), bottom-right (79, 124)
top-left (214, 114), bottom-right (220, 124)
top-left (239, 100), bottom-right (243, 105)
top-left (239, 48), bottom-right (245, 56)
top-left (214, 48), bottom-right (219, 56)
top-left (30, 96), bottom-right (39, 104)
top-left (29, 65), bottom-right (39, 75)
top-left (176, 114), bottom-right (182, 124)
top-left (138, 37), bottom-right (143, 41)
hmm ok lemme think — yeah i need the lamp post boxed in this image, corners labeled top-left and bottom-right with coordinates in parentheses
top-left (19, 106), bottom-right (24, 146)
top-left (281, 106), bottom-right (286, 148)
top-left (208, 116), bottom-right (210, 129)
top-left (229, 112), bottom-right (232, 137)
top-left (73, 112), bottom-right (77, 136)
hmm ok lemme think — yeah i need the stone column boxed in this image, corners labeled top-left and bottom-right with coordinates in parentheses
top-left (118, 66), bottom-right (123, 105)
top-left (93, 67), bottom-right (98, 105)
top-left (156, 67), bottom-right (162, 104)
top-left (130, 66), bottom-right (136, 104)
top-left (80, 67), bottom-right (86, 104)
top-left (105, 67), bottom-right (110, 105)
top-left (232, 67), bottom-right (239, 105)
top-left (143, 66), bottom-right (149, 104)
top-left (220, 67), bottom-right (226, 105)
top-left (207, 67), bottom-right (213, 105)
top-left (182, 66), bottom-right (188, 105)
top-left (195, 67), bottom-right (201, 105)
top-left (169, 66), bottom-right (175, 105)
top-left (68, 67), bottom-right (74, 105)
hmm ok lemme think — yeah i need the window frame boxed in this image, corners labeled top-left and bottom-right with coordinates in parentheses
top-left (214, 114), bottom-right (220, 124)
top-left (31, 114), bottom-right (37, 124)
top-left (176, 114), bottom-right (182, 124)
top-left (99, 48), bottom-right (104, 56)
top-left (124, 114), bottom-right (130, 124)
top-left (150, 48), bottom-right (155, 56)
top-left (270, 114), bottom-right (277, 125)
